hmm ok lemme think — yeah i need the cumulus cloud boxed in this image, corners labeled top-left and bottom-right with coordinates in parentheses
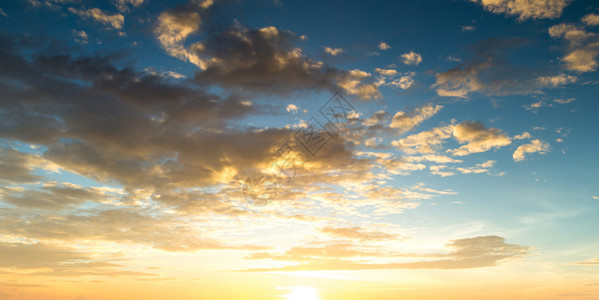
top-left (401, 51), bottom-right (422, 65)
top-left (152, 2), bottom-right (381, 99)
top-left (286, 104), bottom-right (298, 113)
top-left (324, 46), bottom-right (344, 56)
top-left (513, 139), bottom-right (550, 161)
top-left (450, 121), bottom-right (512, 156)
top-left (390, 104), bottom-right (443, 134)
top-left (374, 68), bottom-right (397, 76)
top-left (154, 2), bottom-right (210, 68)
top-left (582, 13), bottom-right (599, 26)
top-left (392, 125), bottom-right (454, 154)
top-left (187, 23), bottom-right (379, 99)
top-left (549, 22), bottom-right (599, 73)
top-left (469, 0), bottom-right (571, 20)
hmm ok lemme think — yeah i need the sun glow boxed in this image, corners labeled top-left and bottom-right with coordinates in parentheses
top-left (278, 286), bottom-right (321, 300)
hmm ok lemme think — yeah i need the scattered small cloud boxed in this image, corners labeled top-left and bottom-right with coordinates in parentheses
top-left (554, 98), bottom-right (575, 104)
top-left (582, 13), bottom-right (599, 26)
top-left (461, 25), bottom-right (475, 32)
top-left (68, 7), bottom-right (125, 31)
top-left (286, 104), bottom-right (298, 113)
top-left (401, 51), bottom-right (422, 65)
top-left (378, 41), bottom-right (391, 50)
top-left (445, 56), bottom-right (462, 63)
top-left (390, 104), bottom-right (443, 134)
top-left (72, 29), bottom-right (88, 44)
top-left (537, 74), bottom-right (577, 87)
top-left (514, 132), bottom-right (531, 140)
top-left (374, 68), bottom-right (398, 76)
top-left (324, 46), bottom-right (344, 56)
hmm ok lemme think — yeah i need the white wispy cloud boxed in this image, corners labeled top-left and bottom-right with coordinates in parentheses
top-left (68, 7), bottom-right (124, 30)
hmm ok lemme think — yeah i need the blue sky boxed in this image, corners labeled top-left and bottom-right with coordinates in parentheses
top-left (1, 0), bottom-right (599, 299)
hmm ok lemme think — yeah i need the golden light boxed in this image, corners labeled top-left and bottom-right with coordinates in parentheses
top-left (278, 286), bottom-right (321, 300)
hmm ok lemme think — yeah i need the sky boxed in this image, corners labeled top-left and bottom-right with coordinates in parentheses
top-left (1, 0), bottom-right (599, 299)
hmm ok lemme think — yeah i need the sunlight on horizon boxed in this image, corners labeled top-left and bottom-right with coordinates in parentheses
top-left (1, 0), bottom-right (599, 299)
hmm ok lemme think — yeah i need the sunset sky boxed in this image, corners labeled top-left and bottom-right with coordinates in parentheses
top-left (1, 0), bottom-right (599, 299)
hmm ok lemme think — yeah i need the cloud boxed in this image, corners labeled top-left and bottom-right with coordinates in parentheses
top-left (450, 121), bottom-right (511, 156)
top-left (549, 22), bottom-right (599, 73)
top-left (374, 68), bottom-right (397, 76)
top-left (114, 0), bottom-right (144, 13)
top-left (513, 132), bottom-right (531, 140)
top-left (0, 241), bottom-right (155, 277)
top-left (575, 258), bottom-right (599, 265)
top-left (404, 155), bottom-right (462, 163)
top-left (433, 37), bottom-right (542, 97)
top-left (244, 235), bottom-right (531, 271)
top-left (456, 160), bottom-right (496, 174)
top-left (537, 74), bottom-right (577, 87)
top-left (390, 104), bottom-right (443, 134)
top-left (582, 13), bottom-right (599, 26)
top-left (68, 7), bottom-right (124, 30)
top-left (554, 98), bottom-right (575, 104)
top-left (189, 23), bottom-right (379, 99)
top-left (320, 226), bottom-right (398, 241)
top-left (378, 41), bottom-right (391, 50)
top-left (392, 125), bottom-right (454, 154)
top-left (154, 2), bottom-right (210, 68)
top-left (152, 2), bottom-right (380, 99)
top-left (461, 25), bottom-right (475, 32)
top-left (430, 165), bottom-right (455, 177)
top-left (286, 104), bottom-right (298, 113)
top-left (513, 139), bottom-right (550, 161)
top-left (374, 69), bottom-right (416, 90)
top-left (336, 69), bottom-right (381, 99)
top-left (469, 0), bottom-right (571, 20)
top-left (400, 51), bottom-right (422, 65)
top-left (324, 46), bottom-right (344, 56)
top-left (0, 182), bottom-right (107, 210)
top-left (0, 147), bottom-right (44, 184)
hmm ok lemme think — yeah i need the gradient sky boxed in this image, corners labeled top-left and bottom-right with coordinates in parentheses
top-left (1, 0), bottom-right (599, 299)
